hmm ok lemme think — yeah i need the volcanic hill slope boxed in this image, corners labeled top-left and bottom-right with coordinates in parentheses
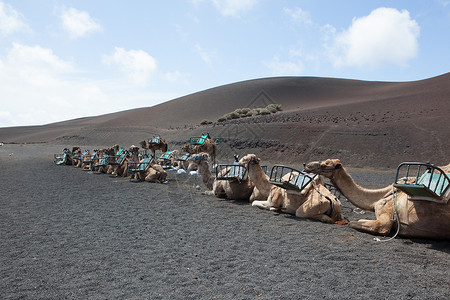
top-left (1, 73), bottom-right (449, 168)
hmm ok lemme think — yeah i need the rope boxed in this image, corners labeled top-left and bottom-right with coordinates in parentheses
top-left (373, 186), bottom-right (400, 242)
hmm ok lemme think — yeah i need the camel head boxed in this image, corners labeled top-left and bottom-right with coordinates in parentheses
top-left (238, 154), bottom-right (260, 167)
top-left (190, 152), bottom-right (210, 164)
top-left (129, 145), bottom-right (140, 154)
top-left (304, 159), bottom-right (342, 178)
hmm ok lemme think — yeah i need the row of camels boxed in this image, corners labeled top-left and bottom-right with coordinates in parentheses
top-left (55, 134), bottom-right (450, 240)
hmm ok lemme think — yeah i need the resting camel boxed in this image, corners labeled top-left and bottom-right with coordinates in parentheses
top-left (190, 152), bottom-right (253, 200)
top-left (236, 154), bottom-right (345, 223)
top-left (305, 159), bottom-right (450, 239)
top-left (120, 145), bottom-right (140, 178)
top-left (71, 148), bottom-right (83, 167)
top-left (140, 137), bottom-right (168, 156)
top-left (144, 163), bottom-right (168, 183)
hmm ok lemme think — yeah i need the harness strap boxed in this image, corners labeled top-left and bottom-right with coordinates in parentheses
top-left (312, 181), bottom-right (334, 217)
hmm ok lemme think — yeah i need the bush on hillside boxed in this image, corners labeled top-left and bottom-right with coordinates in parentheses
top-left (200, 119), bottom-right (212, 125)
top-left (216, 104), bottom-right (282, 122)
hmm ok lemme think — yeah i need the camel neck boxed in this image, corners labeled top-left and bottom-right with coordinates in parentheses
top-left (248, 163), bottom-right (271, 193)
top-left (331, 168), bottom-right (392, 211)
top-left (198, 161), bottom-right (214, 190)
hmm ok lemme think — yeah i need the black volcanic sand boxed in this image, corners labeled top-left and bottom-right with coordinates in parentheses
top-left (1, 144), bottom-right (449, 299)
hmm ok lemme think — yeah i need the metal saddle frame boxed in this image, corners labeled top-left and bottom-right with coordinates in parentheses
top-left (216, 162), bottom-right (247, 181)
top-left (394, 162), bottom-right (450, 203)
top-left (269, 165), bottom-right (317, 192)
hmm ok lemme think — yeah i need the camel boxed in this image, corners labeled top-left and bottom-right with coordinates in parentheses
top-left (175, 150), bottom-right (197, 171)
top-left (120, 145), bottom-right (141, 178)
top-left (249, 168), bottom-right (346, 224)
top-left (183, 135), bottom-right (217, 165)
top-left (305, 159), bottom-right (450, 239)
top-left (81, 149), bottom-right (100, 170)
top-left (140, 137), bottom-right (168, 156)
top-left (54, 148), bottom-right (73, 165)
top-left (190, 152), bottom-right (253, 200)
top-left (144, 163), bottom-right (168, 183)
top-left (71, 148), bottom-right (83, 167)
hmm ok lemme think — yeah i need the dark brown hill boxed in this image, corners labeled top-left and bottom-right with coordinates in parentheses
top-left (1, 73), bottom-right (449, 168)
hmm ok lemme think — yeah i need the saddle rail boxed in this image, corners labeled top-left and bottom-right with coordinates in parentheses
top-left (139, 150), bottom-right (149, 160)
top-left (269, 165), bottom-right (317, 192)
top-left (190, 133), bottom-right (210, 145)
top-left (216, 163), bottom-right (247, 181)
top-left (394, 162), bottom-right (450, 203)
top-left (157, 151), bottom-right (173, 169)
top-left (127, 157), bottom-right (153, 182)
top-left (54, 152), bottom-right (70, 165)
top-left (92, 155), bottom-right (110, 173)
top-left (177, 153), bottom-right (190, 161)
top-left (148, 136), bottom-right (161, 144)
top-left (108, 150), bottom-right (128, 166)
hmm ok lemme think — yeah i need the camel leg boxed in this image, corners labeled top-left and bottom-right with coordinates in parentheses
top-left (348, 198), bottom-right (394, 235)
top-left (252, 200), bottom-right (270, 210)
top-left (294, 195), bottom-right (336, 223)
top-left (295, 209), bottom-right (334, 223)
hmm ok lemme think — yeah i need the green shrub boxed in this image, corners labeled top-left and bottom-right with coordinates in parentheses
top-left (266, 104), bottom-right (282, 113)
top-left (228, 111), bottom-right (240, 119)
top-left (259, 108), bottom-right (271, 115)
top-left (247, 108), bottom-right (260, 116)
top-left (218, 104), bottom-right (281, 121)
top-left (238, 107), bottom-right (251, 115)
top-left (200, 119), bottom-right (212, 125)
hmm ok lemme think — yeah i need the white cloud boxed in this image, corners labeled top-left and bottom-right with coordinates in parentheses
top-left (102, 47), bottom-right (157, 85)
top-left (195, 44), bottom-right (216, 65)
top-left (0, 1), bottom-right (29, 35)
top-left (284, 7), bottom-right (312, 25)
top-left (8, 43), bottom-right (73, 73)
top-left (263, 56), bottom-right (304, 76)
top-left (327, 7), bottom-right (420, 68)
top-left (212, 0), bottom-right (258, 17)
top-left (0, 43), bottom-right (110, 127)
top-left (60, 7), bottom-right (102, 39)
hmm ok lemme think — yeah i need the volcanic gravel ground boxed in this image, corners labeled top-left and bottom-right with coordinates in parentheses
top-left (1, 144), bottom-right (449, 299)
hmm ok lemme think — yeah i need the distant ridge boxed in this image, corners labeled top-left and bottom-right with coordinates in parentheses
top-left (1, 73), bottom-right (449, 168)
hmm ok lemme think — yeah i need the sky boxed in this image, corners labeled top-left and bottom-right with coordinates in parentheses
top-left (1, 0), bottom-right (450, 128)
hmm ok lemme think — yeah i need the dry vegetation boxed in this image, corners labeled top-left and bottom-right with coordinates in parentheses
top-left (216, 104), bottom-right (282, 123)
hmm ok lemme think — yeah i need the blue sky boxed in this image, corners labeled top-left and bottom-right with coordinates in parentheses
top-left (1, 0), bottom-right (449, 127)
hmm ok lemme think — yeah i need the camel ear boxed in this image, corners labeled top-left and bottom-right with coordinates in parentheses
top-left (334, 160), bottom-right (342, 169)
